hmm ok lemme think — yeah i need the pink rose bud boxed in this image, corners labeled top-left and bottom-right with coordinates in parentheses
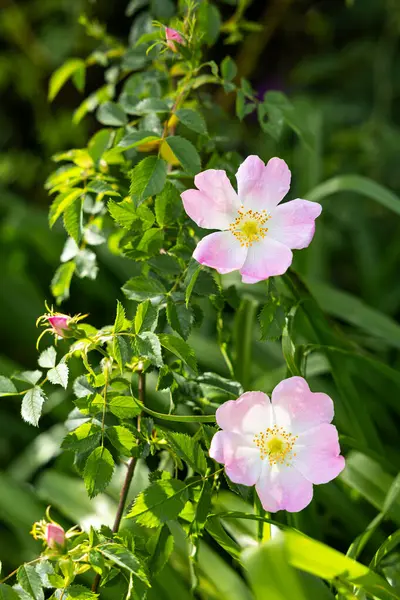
top-left (47, 315), bottom-right (70, 337)
top-left (165, 27), bottom-right (184, 52)
top-left (46, 523), bottom-right (65, 548)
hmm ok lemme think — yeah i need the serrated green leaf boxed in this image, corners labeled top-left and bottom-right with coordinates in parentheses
top-left (198, 372), bottom-right (242, 398)
top-left (65, 584), bottom-right (98, 599)
top-left (129, 156), bottom-right (167, 206)
top-left (0, 376), bottom-right (18, 397)
top-left (0, 584), bottom-right (20, 600)
top-left (127, 478), bottom-right (188, 527)
top-left (134, 300), bottom-right (159, 334)
top-left (49, 58), bottom-right (86, 101)
top-left (38, 347), bottom-right (57, 369)
top-left (166, 431), bottom-right (207, 475)
top-left (49, 189), bottom-right (83, 228)
top-left (136, 332), bottom-right (163, 367)
top-left (166, 299), bottom-right (193, 340)
top-left (51, 261), bottom-right (76, 303)
top-left (108, 199), bottom-right (138, 229)
top-left (48, 362), bottom-right (69, 389)
top-left (175, 108), bottom-right (208, 135)
top-left (154, 181), bottom-right (182, 227)
top-left (113, 335), bottom-right (130, 373)
top-left (97, 544), bottom-right (149, 585)
top-left (156, 365), bottom-right (174, 391)
top-left (35, 560), bottom-right (55, 588)
top-left (106, 426), bottom-right (138, 455)
top-left (84, 447), bottom-right (115, 497)
top-left (17, 564), bottom-right (44, 600)
top-left (158, 333), bottom-right (197, 373)
top-left (109, 396), bottom-right (141, 419)
top-left (163, 136), bottom-right (201, 175)
top-left (62, 422), bottom-right (102, 453)
top-left (63, 196), bottom-right (82, 244)
top-left (21, 387), bottom-right (46, 427)
top-left (184, 262), bottom-right (219, 304)
top-left (114, 300), bottom-right (126, 334)
top-left (122, 276), bottom-right (166, 301)
top-left (96, 101), bottom-right (127, 126)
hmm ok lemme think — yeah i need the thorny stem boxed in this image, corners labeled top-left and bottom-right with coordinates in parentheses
top-left (92, 366), bottom-right (145, 594)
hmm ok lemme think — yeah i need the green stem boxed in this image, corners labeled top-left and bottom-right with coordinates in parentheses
top-left (132, 397), bottom-right (216, 423)
top-left (233, 297), bottom-right (257, 390)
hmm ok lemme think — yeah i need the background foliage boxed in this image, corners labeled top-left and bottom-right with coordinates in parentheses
top-left (0, 0), bottom-right (399, 598)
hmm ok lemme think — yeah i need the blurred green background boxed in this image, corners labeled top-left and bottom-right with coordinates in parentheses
top-left (0, 0), bottom-right (399, 582)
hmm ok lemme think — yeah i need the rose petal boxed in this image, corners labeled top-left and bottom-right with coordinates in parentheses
top-left (272, 376), bottom-right (334, 434)
top-left (256, 464), bottom-right (313, 512)
top-left (269, 199), bottom-right (322, 249)
top-left (294, 423), bottom-right (345, 484)
top-left (193, 231), bottom-right (247, 274)
top-left (216, 391), bottom-right (272, 434)
top-left (181, 169), bottom-right (240, 230)
top-left (210, 430), bottom-right (262, 486)
top-left (239, 237), bottom-right (293, 283)
top-left (236, 156), bottom-right (291, 212)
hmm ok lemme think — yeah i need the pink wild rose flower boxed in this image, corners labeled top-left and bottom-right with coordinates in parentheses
top-left (181, 156), bottom-right (322, 283)
top-left (165, 27), bottom-right (184, 51)
top-left (47, 314), bottom-right (70, 337)
top-left (209, 376), bottom-right (344, 512)
top-left (45, 523), bottom-right (66, 548)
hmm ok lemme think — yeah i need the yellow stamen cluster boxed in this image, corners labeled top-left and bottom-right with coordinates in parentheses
top-left (253, 425), bottom-right (298, 466)
top-left (229, 208), bottom-right (270, 247)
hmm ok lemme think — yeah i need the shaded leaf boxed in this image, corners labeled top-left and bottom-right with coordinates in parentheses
top-left (166, 299), bottom-right (193, 340)
top-left (166, 431), bottom-right (207, 475)
top-left (158, 334), bottom-right (197, 372)
top-left (83, 447), bottom-right (115, 498)
top-left (175, 109), bottom-right (208, 135)
top-left (136, 332), bottom-right (163, 367)
top-left (134, 300), bottom-right (159, 334)
top-left (122, 276), bottom-right (166, 302)
top-left (98, 544), bottom-right (149, 585)
top-left (163, 136), bottom-right (201, 175)
top-left (127, 478), bottom-right (188, 527)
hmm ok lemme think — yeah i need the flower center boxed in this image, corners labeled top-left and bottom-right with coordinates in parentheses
top-left (253, 425), bottom-right (298, 466)
top-left (229, 208), bottom-right (270, 248)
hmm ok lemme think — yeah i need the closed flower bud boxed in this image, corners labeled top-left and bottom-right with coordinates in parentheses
top-left (45, 523), bottom-right (65, 548)
top-left (47, 314), bottom-right (70, 337)
top-left (165, 27), bottom-right (184, 52)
